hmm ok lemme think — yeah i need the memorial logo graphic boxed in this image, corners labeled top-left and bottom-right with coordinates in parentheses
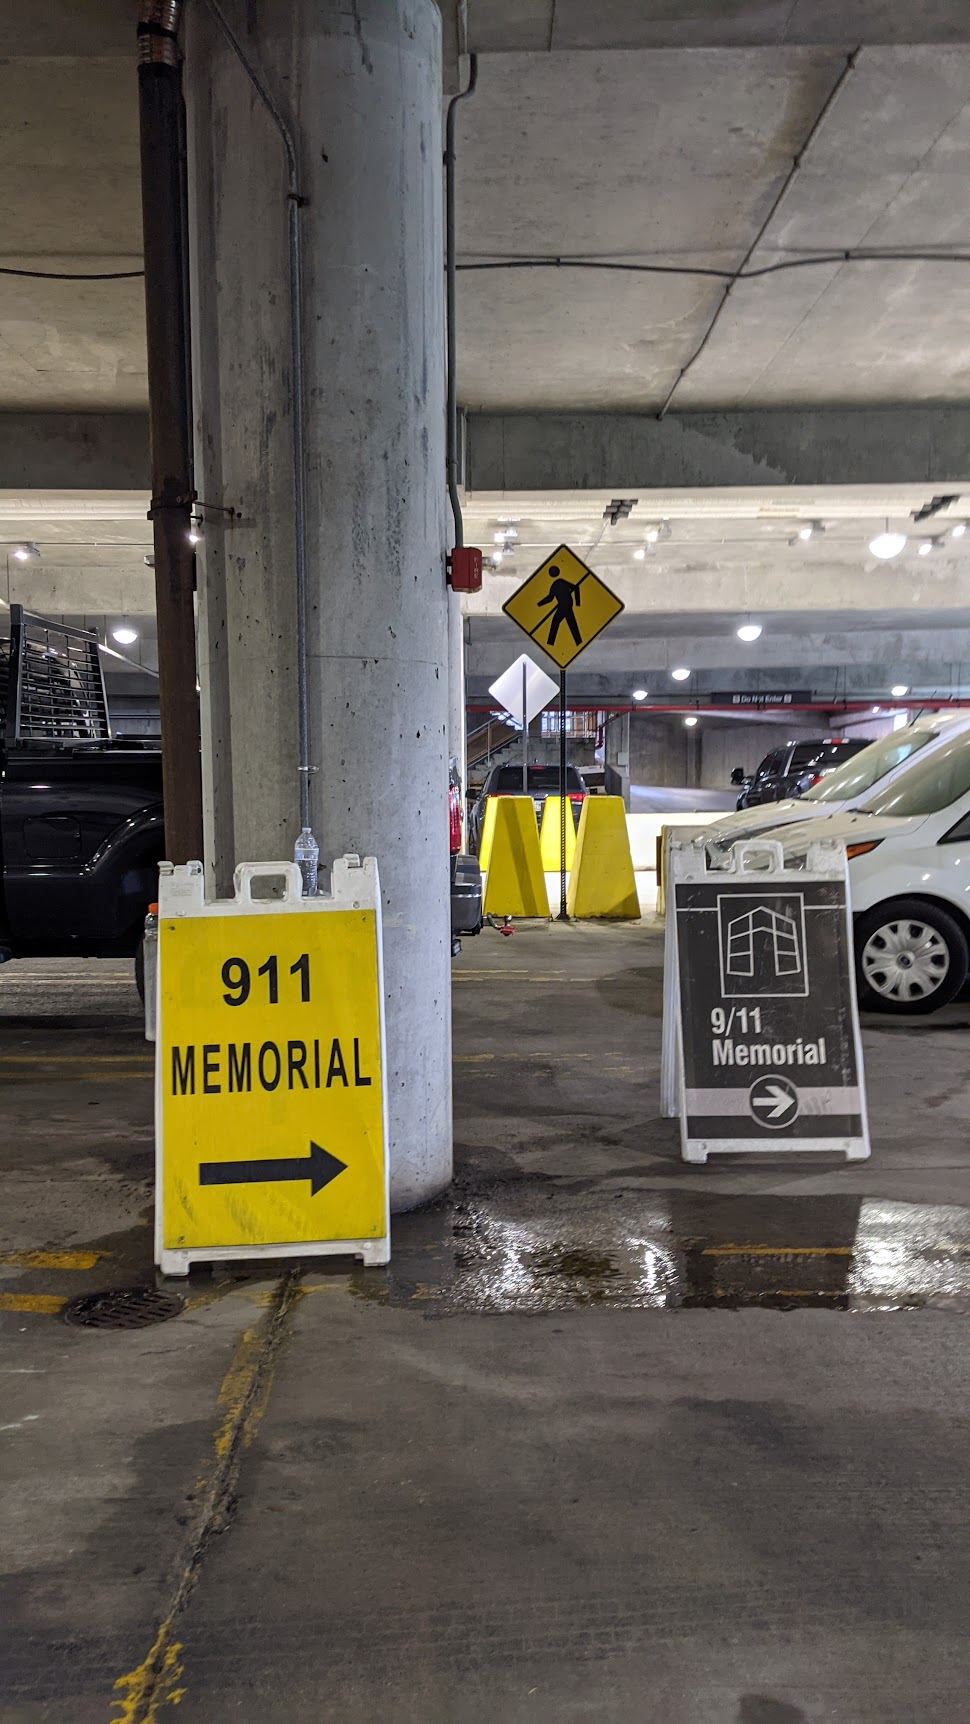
top-left (717, 892), bottom-right (809, 998)
top-left (748, 1073), bottom-right (799, 1127)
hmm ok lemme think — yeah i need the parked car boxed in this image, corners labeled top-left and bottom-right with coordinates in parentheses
top-left (757, 722), bottom-right (970, 1014)
top-left (449, 763), bottom-right (482, 953)
top-left (468, 762), bottom-right (588, 852)
top-left (705, 713), bottom-right (970, 850)
top-left (735, 737), bottom-right (873, 809)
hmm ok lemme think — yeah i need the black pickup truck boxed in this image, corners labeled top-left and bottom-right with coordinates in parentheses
top-left (0, 608), bottom-right (481, 980)
top-left (0, 608), bottom-right (163, 973)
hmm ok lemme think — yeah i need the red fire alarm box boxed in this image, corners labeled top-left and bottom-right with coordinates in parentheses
top-left (447, 546), bottom-right (483, 592)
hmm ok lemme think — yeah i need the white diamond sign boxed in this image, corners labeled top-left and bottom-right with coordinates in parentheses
top-left (488, 654), bottom-right (559, 728)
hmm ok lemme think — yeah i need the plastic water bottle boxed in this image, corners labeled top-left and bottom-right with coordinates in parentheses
top-left (294, 826), bottom-right (319, 896)
top-left (143, 903), bottom-right (158, 1043)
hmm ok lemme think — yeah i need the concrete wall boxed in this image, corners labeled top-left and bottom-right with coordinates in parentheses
top-left (698, 720), bottom-right (820, 790)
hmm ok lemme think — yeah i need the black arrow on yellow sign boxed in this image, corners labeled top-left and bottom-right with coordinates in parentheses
top-left (199, 1141), bottom-right (347, 1196)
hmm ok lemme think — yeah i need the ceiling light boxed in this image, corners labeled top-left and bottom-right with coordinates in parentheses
top-left (503, 526), bottom-right (518, 541)
top-left (918, 540), bottom-right (933, 556)
top-left (188, 528), bottom-right (202, 546)
top-left (737, 623), bottom-right (762, 642)
top-left (633, 547), bottom-right (646, 561)
top-left (891, 684), bottom-right (909, 697)
top-left (645, 527), bottom-right (659, 544)
top-left (632, 688), bottom-right (648, 701)
top-left (671, 667), bottom-right (691, 681)
top-left (798, 525), bottom-right (813, 541)
top-left (491, 553), bottom-right (503, 567)
top-left (868, 531), bottom-right (907, 560)
top-left (493, 532), bottom-right (506, 544)
top-left (872, 706), bottom-right (881, 714)
top-left (112, 626), bottom-right (138, 646)
top-left (12, 542), bottom-right (39, 562)
top-left (684, 715), bottom-right (698, 727)
top-left (143, 553), bottom-right (155, 568)
top-left (952, 523), bottom-right (966, 539)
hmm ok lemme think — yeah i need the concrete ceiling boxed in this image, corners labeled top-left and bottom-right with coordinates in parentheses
top-left (455, 45), bottom-right (970, 410)
top-left (3, 7), bottom-right (970, 413)
top-left (7, 485), bottom-right (970, 705)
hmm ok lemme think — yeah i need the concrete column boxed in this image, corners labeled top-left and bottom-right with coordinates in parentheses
top-left (186, 0), bottom-right (451, 1208)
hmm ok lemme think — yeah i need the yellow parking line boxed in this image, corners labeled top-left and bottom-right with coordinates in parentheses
top-left (0, 1249), bottom-right (108, 1270)
top-left (0, 1054), bottom-right (151, 1064)
top-left (0, 1293), bottom-right (67, 1315)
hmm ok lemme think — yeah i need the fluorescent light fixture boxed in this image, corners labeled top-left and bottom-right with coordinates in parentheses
top-left (633, 548), bottom-right (646, 561)
top-left (684, 715), bottom-right (698, 727)
top-left (737, 623), bottom-right (762, 642)
top-left (891, 684), bottom-right (909, 697)
top-left (869, 531), bottom-right (907, 560)
top-left (952, 523), bottom-right (966, 539)
top-left (112, 626), bottom-right (138, 646)
top-left (671, 667), bottom-right (691, 681)
top-left (632, 688), bottom-right (648, 701)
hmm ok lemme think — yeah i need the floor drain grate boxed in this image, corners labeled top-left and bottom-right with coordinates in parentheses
top-left (62, 1286), bottom-right (184, 1330)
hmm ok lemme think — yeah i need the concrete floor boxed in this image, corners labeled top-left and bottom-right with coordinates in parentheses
top-left (2, 923), bottom-right (970, 1721)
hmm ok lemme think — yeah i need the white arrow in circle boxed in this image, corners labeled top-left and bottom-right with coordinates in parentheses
top-left (752, 1083), bottom-right (797, 1121)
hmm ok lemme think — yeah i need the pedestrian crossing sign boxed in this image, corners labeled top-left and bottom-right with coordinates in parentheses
top-left (502, 544), bottom-right (624, 670)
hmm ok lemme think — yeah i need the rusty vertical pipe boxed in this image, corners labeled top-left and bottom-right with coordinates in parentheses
top-left (137, 0), bottom-right (204, 864)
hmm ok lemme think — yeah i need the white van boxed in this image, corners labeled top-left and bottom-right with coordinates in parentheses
top-left (705, 712), bottom-right (970, 850)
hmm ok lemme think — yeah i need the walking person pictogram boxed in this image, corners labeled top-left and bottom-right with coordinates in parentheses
top-left (537, 566), bottom-right (582, 649)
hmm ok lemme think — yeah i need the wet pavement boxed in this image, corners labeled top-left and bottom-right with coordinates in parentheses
top-left (3, 926), bottom-right (970, 1719)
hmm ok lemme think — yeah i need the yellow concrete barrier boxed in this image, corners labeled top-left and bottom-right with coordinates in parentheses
top-left (538, 796), bottom-right (577, 872)
top-left (567, 796), bottom-right (640, 919)
top-left (482, 796), bottom-right (549, 919)
top-left (478, 795), bottom-right (501, 873)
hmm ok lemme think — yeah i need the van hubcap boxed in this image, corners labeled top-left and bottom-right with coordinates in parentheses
top-left (861, 919), bottom-right (950, 1003)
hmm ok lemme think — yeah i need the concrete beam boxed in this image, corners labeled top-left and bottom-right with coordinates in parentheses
top-left (466, 410), bottom-right (970, 493)
top-left (4, 564), bottom-right (154, 615)
top-left (0, 414), bottom-right (150, 490)
top-left (467, 1), bottom-right (970, 52)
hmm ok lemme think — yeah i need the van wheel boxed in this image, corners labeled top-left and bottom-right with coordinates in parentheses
top-left (135, 938), bottom-right (145, 1003)
top-left (855, 899), bottom-right (968, 1014)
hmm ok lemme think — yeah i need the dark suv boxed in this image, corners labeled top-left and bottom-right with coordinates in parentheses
top-left (469, 763), bottom-right (587, 851)
top-left (736, 738), bottom-right (873, 810)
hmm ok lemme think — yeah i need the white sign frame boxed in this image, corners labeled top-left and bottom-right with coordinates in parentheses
top-left (154, 854), bottom-right (390, 1275)
top-left (662, 835), bottom-right (870, 1164)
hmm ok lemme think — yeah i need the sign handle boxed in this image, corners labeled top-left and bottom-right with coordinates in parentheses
top-left (559, 668), bottom-right (568, 921)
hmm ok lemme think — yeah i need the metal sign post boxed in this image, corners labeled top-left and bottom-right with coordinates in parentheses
top-left (559, 668), bottom-right (568, 920)
top-left (663, 835), bottom-right (870, 1163)
top-left (501, 543), bottom-right (626, 923)
top-left (522, 657), bottom-right (529, 792)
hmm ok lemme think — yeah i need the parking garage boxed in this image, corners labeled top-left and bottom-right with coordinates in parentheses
top-left (4, 5), bottom-right (970, 1721)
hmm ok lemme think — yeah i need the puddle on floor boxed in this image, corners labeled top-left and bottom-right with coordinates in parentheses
top-left (345, 1187), bottom-right (970, 1315)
